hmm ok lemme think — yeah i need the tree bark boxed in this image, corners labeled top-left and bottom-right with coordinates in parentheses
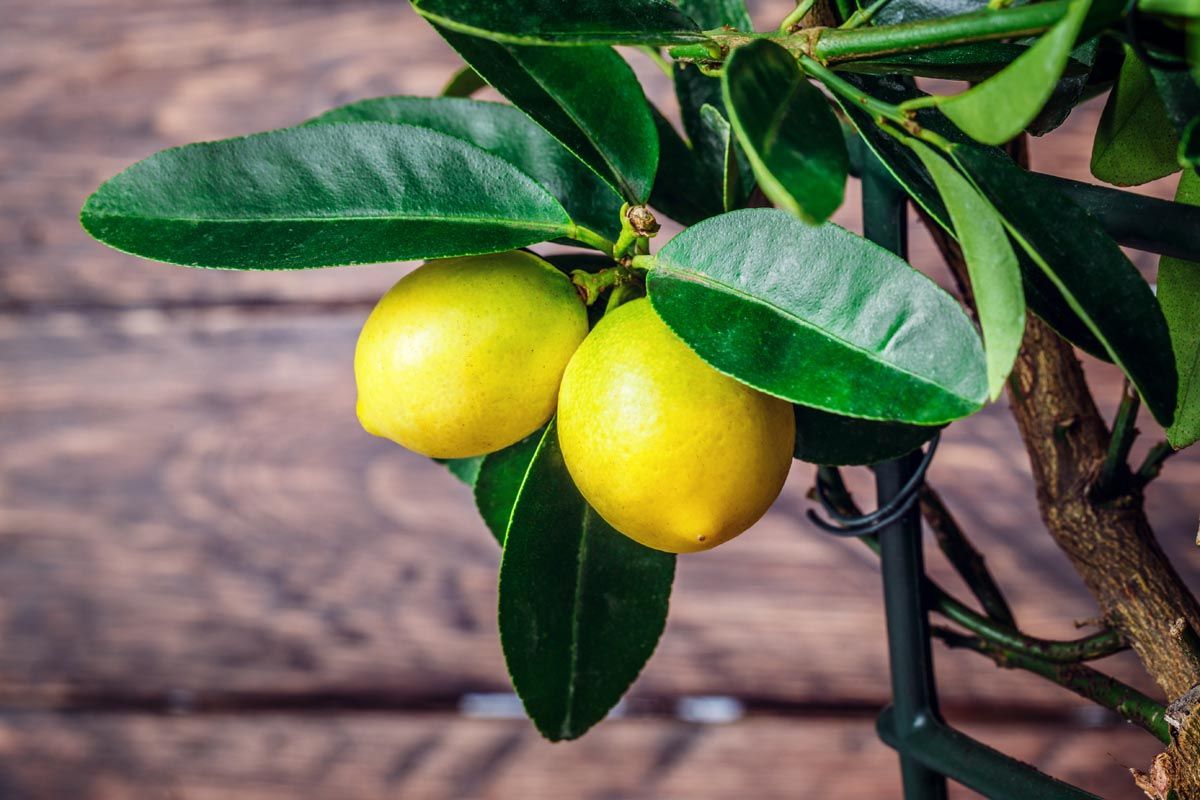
top-left (921, 210), bottom-right (1200, 797)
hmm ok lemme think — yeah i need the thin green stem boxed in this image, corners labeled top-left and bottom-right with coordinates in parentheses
top-left (570, 268), bottom-right (622, 306)
top-left (636, 46), bottom-right (674, 77)
top-left (797, 54), bottom-right (909, 124)
top-left (781, 0), bottom-right (817, 31)
top-left (812, 0), bottom-right (1074, 62)
top-left (934, 627), bottom-right (1171, 743)
top-left (1135, 440), bottom-right (1177, 488)
top-left (1095, 379), bottom-right (1140, 500)
top-left (920, 484), bottom-right (1015, 626)
top-left (628, 254), bottom-right (657, 272)
top-left (568, 224), bottom-right (616, 257)
top-left (840, 0), bottom-right (898, 29)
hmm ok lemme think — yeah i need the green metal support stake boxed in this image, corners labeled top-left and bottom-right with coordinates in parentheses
top-left (861, 158), bottom-right (1103, 800)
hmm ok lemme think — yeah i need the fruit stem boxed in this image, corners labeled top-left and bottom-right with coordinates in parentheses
top-left (568, 224), bottom-right (617, 257)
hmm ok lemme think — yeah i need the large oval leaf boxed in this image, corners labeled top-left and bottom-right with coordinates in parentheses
top-left (723, 40), bottom-right (849, 224)
top-left (677, 0), bottom-right (751, 28)
top-left (907, 139), bottom-right (1024, 400)
top-left (81, 123), bottom-right (572, 270)
top-left (1159, 170), bottom-right (1200, 448)
top-left (793, 405), bottom-right (940, 466)
top-left (1091, 46), bottom-right (1181, 187)
top-left (437, 28), bottom-right (658, 204)
top-left (307, 96), bottom-right (623, 240)
top-left (952, 143), bottom-right (1178, 425)
top-left (937, 0), bottom-right (1093, 145)
top-left (647, 209), bottom-right (988, 425)
top-left (474, 426), bottom-right (546, 544)
top-left (413, 0), bottom-right (706, 45)
top-left (499, 422), bottom-right (675, 741)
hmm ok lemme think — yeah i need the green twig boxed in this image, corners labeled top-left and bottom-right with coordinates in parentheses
top-left (781, 0), bottom-right (817, 31)
top-left (920, 484), bottom-right (1015, 626)
top-left (1135, 440), bottom-right (1177, 489)
top-left (1095, 379), bottom-right (1140, 501)
top-left (840, 0), bottom-right (898, 29)
top-left (568, 224), bottom-right (616, 257)
top-left (933, 627), bottom-right (1171, 744)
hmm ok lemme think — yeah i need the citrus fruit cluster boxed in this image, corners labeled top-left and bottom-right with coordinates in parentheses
top-left (355, 251), bottom-right (794, 552)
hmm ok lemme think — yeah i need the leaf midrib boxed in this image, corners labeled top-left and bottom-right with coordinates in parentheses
top-left (82, 208), bottom-right (569, 232)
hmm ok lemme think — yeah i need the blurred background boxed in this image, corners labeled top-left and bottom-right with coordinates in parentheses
top-left (3, 0), bottom-right (1200, 797)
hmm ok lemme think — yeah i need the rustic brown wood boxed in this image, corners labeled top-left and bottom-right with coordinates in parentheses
top-left (0, 710), bottom-right (1165, 800)
top-left (3, 307), bottom-right (1198, 717)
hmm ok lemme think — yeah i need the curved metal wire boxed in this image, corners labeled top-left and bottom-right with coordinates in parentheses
top-left (806, 434), bottom-right (940, 537)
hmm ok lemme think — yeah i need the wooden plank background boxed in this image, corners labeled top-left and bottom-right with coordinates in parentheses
top-left (3, 0), bottom-right (1198, 797)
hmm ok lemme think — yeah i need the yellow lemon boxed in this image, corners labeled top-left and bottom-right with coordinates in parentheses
top-left (557, 299), bottom-right (794, 553)
top-left (356, 251), bottom-right (588, 458)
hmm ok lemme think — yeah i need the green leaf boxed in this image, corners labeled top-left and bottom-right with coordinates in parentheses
top-left (1091, 46), bottom-right (1181, 186)
top-left (793, 405), bottom-right (940, 466)
top-left (412, 0), bottom-right (706, 45)
top-left (473, 426), bottom-right (546, 544)
top-left (80, 123), bottom-right (572, 270)
top-left (441, 65), bottom-right (486, 97)
top-left (907, 140), bottom-right (1024, 400)
top-left (952, 143), bottom-right (1177, 425)
top-left (648, 107), bottom-right (724, 225)
top-left (1160, 170), bottom-right (1200, 448)
top-left (436, 456), bottom-right (483, 486)
top-left (843, 43), bottom-right (1070, 82)
top-left (937, 0), bottom-right (1093, 145)
top-left (499, 422), bottom-right (675, 740)
top-left (437, 29), bottom-right (659, 204)
top-left (837, 76), bottom-right (1112, 361)
top-left (697, 104), bottom-right (752, 212)
top-left (1026, 37), bottom-right (1098, 136)
top-left (1180, 116), bottom-right (1200, 168)
top-left (723, 40), bottom-right (849, 223)
top-left (647, 209), bottom-right (988, 425)
top-left (677, 0), bottom-right (751, 29)
top-left (307, 96), bottom-right (623, 240)
top-left (1148, 65), bottom-right (1200, 138)
top-left (873, 0), bottom-right (986, 25)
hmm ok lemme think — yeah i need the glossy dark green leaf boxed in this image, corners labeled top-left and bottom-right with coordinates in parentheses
top-left (647, 209), bottom-right (988, 424)
top-left (843, 43), bottom-right (1061, 82)
top-left (907, 139), bottom-right (1024, 400)
top-left (307, 96), bottom-right (623, 240)
top-left (499, 422), bottom-right (675, 741)
top-left (677, 0), bottom-right (752, 28)
top-left (473, 426), bottom-right (546, 544)
top-left (441, 65), bottom-right (486, 97)
top-left (437, 29), bottom-right (658, 204)
top-left (436, 456), bottom-right (483, 486)
top-left (697, 104), bottom-right (752, 212)
top-left (80, 123), bottom-right (572, 270)
top-left (952, 143), bottom-right (1177, 425)
top-left (873, 0), bottom-right (985, 26)
top-left (1148, 64), bottom-right (1200, 138)
top-left (675, 62), bottom-right (726, 148)
top-left (1181, 116), bottom-right (1200, 168)
top-left (723, 40), bottom-right (848, 223)
top-left (1091, 46), bottom-right (1181, 186)
top-left (937, 0), bottom-right (1093, 144)
top-left (412, 0), bottom-right (706, 45)
top-left (837, 76), bottom-right (1112, 361)
top-left (648, 107), bottom-right (724, 225)
top-left (793, 405), bottom-right (940, 466)
top-left (1159, 170), bottom-right (1200, 448)
top-left (1026, 38), bottom-right (1098, 136)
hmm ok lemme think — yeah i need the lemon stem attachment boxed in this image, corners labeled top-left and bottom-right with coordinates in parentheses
top-left (571, 267), bottom-right (624, 306)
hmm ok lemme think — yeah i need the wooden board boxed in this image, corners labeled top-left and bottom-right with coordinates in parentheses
top-left (4, 307), bottom-right (1198, 713)
top-left (0, 711), bottom-right (1164, 800)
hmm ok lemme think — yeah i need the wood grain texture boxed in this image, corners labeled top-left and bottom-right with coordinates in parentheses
top-left (3, 307), bottom-right (1198, 714)
top-left (0, 711), bottom-right (1164, 800)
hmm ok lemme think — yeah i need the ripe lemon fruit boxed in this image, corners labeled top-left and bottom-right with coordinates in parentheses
top-left (557, 299), bottom-right (795, 553)
top-left (356, 251), bottom-right (588, 458)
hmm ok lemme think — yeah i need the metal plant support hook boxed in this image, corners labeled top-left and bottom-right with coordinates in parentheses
top-left (807, 434), bottom-right (940, 536)
top-left (857, 157), bottom-right (1103, 800)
